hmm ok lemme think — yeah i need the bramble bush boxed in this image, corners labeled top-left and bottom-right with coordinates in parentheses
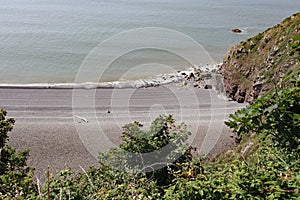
top-left (0, 109), bottom-right (37, 199)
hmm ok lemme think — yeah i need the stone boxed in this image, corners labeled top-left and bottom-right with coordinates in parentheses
top-left (194, 77), bottom-right (202, 82)
top-left (244, 69), bottom-right (251, 77)
top-left (238, 90), bottom-right (246, 97)
top-left (193, 83), bottom-right (199, 88)
top-left (229, 85), bottom-right (238, 99)
top-left (194, 68), bottom-right (201, 75)
top-left (237, 47), bottom-right (243, 53)
top-left (232, 28), bottom-right (242, 33)
top-left (204, 85), bottom-right (212, 89)
top-left (272, 46), bottom-right (279, 55)
top-left (253, 83), bottom-right (263, 91)
top-left (253, 83), bottom-right (263, 99)
top-left (188, 72), bottom-right (195, 80)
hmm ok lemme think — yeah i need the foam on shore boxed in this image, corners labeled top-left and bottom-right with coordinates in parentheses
top-left (0, 64), bottom-right (219, 89)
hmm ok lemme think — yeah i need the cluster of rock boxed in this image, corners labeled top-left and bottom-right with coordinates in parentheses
top-left (179, 64), bottom-right (226, 97)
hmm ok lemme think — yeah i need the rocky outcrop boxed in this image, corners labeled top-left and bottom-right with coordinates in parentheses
top-left (221, 12), bottom-right (300, 103)
top-left (232, 28), bottom-right (242, 33)
top-left (180, 64), bottom-right (226, 98)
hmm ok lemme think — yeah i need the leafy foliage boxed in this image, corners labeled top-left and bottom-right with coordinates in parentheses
top-left (225, 76), bottom-right (300, 150)
top-left (0, 109), bottom-right (37, 199)
top-left (98, 114), bottom-right (192, 187)
top-left (165, 76), bottom-right (300, 199)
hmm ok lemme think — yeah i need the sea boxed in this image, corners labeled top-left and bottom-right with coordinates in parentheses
top-left (0, 0), bottom-right (299, 86)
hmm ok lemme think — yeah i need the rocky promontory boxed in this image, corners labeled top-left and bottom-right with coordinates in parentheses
top-left (221, 12), bottom-right (300, 103)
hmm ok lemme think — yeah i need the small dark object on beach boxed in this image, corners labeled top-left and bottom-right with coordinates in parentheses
top-left (107, 110), bottom-right (111, 114)
top-left (204, 85), bottom-right (212, 89)
top-left (232, 28), bottom-right (242, 33)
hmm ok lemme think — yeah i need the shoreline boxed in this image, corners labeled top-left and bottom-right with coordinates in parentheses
top-left (0, 64), bottom-right (220, 89)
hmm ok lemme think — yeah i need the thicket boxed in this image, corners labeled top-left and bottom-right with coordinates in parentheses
top-left (0, 76), bottom-right (299, 199)
top-left (164, 76), bottom-right (300, 199)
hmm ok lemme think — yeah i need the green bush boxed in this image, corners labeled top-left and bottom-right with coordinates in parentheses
top-left (98, 114), bottom-right (192, 187)
top-left (165, 76), bottom-right (300, 199)
top-left (225, 76), bottom-right (300, 150)
top-left (0, 109), bottom-right (37, 199)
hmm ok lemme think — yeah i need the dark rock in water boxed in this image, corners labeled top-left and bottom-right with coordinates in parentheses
top-left (232, 28), bottom-right (242, 33)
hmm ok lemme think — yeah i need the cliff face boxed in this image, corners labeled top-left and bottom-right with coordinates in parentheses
top-left (221, 12), bottom-right (300, 103)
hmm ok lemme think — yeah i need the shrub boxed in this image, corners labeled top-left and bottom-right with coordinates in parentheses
top-left (0, 109), bottom-right (37, 199)
top-left (98, 115), bottom-right (192, 187)
top-left (165, 76), bottom-right (300, 199)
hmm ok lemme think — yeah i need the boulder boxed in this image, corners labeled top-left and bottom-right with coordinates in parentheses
top-left (232, 28), bottom-right (242, 33)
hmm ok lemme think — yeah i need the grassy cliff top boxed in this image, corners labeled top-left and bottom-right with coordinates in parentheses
top-left (221, 12), bottom-right (300, 103)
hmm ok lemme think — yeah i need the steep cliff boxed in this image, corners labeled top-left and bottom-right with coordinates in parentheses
top-left (221, 12), bottom-right (300, 103)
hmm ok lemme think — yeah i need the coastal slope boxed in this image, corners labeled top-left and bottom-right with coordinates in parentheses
top-left (221, 12), bottom-right (300, 103)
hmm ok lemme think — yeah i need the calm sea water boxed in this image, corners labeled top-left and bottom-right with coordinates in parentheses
top-left (0, 0), bottom-right (299, 84)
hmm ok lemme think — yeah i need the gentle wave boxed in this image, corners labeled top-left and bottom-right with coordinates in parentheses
top-left (0, 64), bottom-right (218, 89)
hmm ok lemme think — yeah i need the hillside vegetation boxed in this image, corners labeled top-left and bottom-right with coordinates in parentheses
top-left (221, 12), bottom-right (300, 103)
